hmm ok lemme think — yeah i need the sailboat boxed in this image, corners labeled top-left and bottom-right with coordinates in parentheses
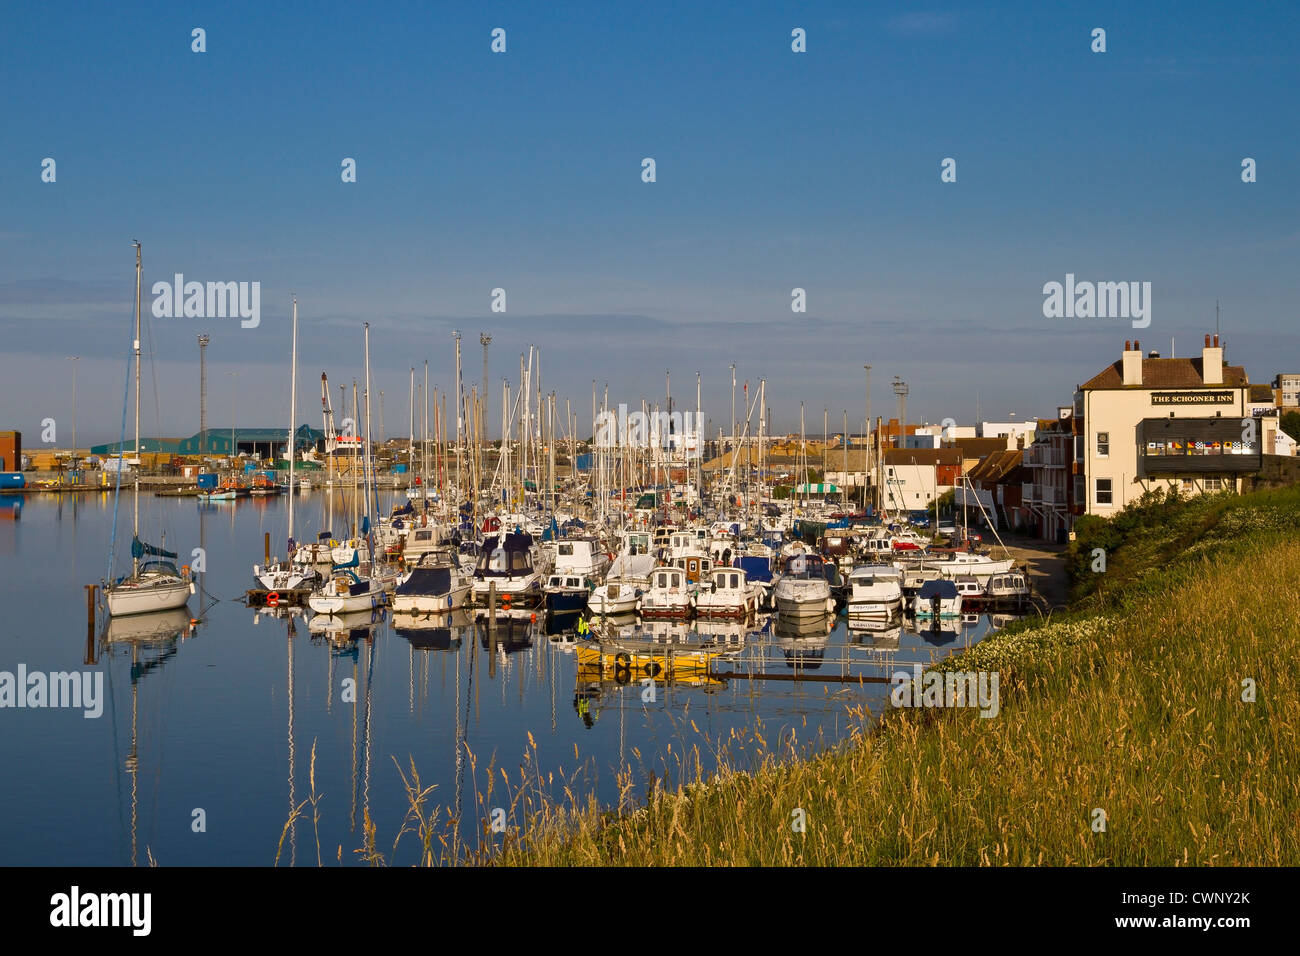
top-left (104, 243), bottom-right (194, 617)
top-left (308, 323), bottom-right (392, 616)
top-left (254, 297), bottom-right (320, 591)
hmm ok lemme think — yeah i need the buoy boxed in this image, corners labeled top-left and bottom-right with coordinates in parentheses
top-left (530, 613), bottom-right (536, 622)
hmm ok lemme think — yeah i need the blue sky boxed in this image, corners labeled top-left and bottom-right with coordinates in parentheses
top-left (2, 0), bottom-right (1297, 444)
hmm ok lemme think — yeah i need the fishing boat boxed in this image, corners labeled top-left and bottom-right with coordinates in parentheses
top-left (694, 565), bottom-right (761, 619)
top-left (912, 578), bottom-right (963, 620)
top-left (845, 564), bottom-right (904, 621)
top-left (772, 552), bottom-right (834, 619)
top-left (392, 551), bottom-right (472, 614)
top-left (104, 244), bottom-right (194, 618)
top-left (639, 566), bottom-right (694, 619)
top-left (985, 570), bottom-right (1031, 605)
top-left (198, 475), bottom-right (250, 501)
top-left (248, 472), bottom-right (282, 496)
top-left (952, 574), bottom-right (985, 605)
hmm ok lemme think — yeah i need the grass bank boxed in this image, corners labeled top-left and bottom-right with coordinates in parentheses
top-left (483, 486), bottom-right (1300, 865)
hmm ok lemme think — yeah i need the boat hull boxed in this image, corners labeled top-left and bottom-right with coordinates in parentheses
top-left (105, 578), bottom-right (193, 617)
top-left (392, 584), bottom-right (472, 614)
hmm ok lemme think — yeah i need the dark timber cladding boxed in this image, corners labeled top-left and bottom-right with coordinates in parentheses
top-left (1136, 417), bottom-right (1263, 477)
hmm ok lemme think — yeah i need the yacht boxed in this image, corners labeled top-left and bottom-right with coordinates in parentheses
top-left (912, 578), bottom-right (963, 620)
top-left (392, 551), bottom-right (472, 614)
top-left (470, 531), bottom-right (544, 606)
top-left (772, 553), bottom-right (835, 619)
top-left (588, 552), bottom-right (657, 615)
top-left (845, 564), bottom-right (904, 621)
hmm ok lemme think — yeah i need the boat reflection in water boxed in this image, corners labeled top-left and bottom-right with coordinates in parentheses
top-left (308, 607), bottom-right (385, 645)
top-left (100, 606), bottom-right (196, 867)
top-left (475, 609), bottom-right (537, 654)
top-left (393, 607), bottom-right (472, 651)
top-left (847, 618), bottom-right (903, 651)
top-left (693, 616), bottom-right (752, 651)
top-left (774, 611), bottom-right (834, 670)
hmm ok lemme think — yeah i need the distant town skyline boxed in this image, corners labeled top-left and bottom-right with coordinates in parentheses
top-left (3, 1), bottom-right (1297, 443)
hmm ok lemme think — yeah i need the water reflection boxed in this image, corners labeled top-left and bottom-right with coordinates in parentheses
top-left (100, 607), bottom-right (195, 867)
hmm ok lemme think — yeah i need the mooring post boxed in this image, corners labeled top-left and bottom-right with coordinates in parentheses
top-left (264, 531), bottom-right (271, 566)
top-left (487, 582), bottom-right (498, 679)
top-left (83, 584), bottom-right (97, 666)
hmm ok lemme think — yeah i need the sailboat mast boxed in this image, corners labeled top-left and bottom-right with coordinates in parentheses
top-left (132, 241), bottom-right (142, 578)
top-left (288, 297), bottom-right (297, 552)
top-left (363, 323), bottom-right (374, 563)
top-left (408, 367), bottom-right (415, 498)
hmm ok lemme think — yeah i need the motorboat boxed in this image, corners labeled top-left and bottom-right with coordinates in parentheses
top-left (695, 565), bottom-right (761, 619)
top-left (912, 578), bottom-right (962, 620)
top-left (639, 566), bottom-right (694, 619)
top-left (393, 551), bottom-right (472, 614)
top-left (772, 552), bottom-right (834, 619)
top-left (845, 564), bottom-right (904, 621)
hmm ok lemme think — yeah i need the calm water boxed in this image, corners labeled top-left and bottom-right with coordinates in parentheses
top-left (0, 491), bottom-right (1016, 866)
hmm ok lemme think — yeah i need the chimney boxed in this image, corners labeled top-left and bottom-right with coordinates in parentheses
top-left (1203, 332), bottom-right (1223, 385)
top-left (1122, 339), bottom-right (1143, 386)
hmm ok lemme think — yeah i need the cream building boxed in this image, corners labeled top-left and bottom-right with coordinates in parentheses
top-left (1075, 336), bottom-right (1270, 513)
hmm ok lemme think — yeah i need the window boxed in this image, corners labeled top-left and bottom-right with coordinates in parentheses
top-left (1204, 476), bottom-right (1222, 492)
top-left (1096, 432), bottom-right (1109, 457)
top-left (1075, 435), bottom-right (1084, 460)
top-left (1096, 478), bottom-right (1113, 505)
top-left (558, 543), bottom-right (574, 556)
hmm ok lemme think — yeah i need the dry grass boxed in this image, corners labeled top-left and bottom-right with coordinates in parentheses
top-left (488, 536), bottom-right (1299, 865)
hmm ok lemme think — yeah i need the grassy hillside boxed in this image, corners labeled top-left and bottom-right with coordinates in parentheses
top-left (477, 486), bottom-right (1300, 866)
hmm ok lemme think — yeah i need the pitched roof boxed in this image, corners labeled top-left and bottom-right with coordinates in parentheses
top-left (1249, 383), bottom-right (1274, 402)
top-left (966, 449), bottom-right (1023, 482)
top-left (950, 437), bottom-right (1012, 458)
top-left (1081, 358), bottom-right (1249, 390)
top-left (882, 448), bottom-right (962, 467)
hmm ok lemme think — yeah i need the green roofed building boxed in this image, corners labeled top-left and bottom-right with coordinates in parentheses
top-left (93, 425), bottom-right (324, 458)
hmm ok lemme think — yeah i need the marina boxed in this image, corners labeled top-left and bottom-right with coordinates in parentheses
top-left (0, 488), bottom-right (1035, 866)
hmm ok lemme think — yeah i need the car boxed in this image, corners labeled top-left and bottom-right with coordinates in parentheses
top-left (937, 523), bottom-right (958, 536)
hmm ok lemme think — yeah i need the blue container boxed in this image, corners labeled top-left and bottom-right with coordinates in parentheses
top-left (196, 473), bottom-right (218, 490)
top-left (392, 463), bottom-right (408, 474)
top-left (0, 472), bottom-right (25, 489)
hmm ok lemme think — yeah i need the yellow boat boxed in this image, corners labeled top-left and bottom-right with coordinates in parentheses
top-left (575, 639), bottom-right (722, 682)
top-left (575, 661), bottom-right (723, 688)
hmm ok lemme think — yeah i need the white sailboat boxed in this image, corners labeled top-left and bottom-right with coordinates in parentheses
top-left (255, 297), bottom-right (320, 591)
top-left (104, 243), bottom-right (194, 617)
top-left (309, 323), bottom-right (392, 616)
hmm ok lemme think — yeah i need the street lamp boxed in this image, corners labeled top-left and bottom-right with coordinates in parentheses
top-left (227, 371), bottom-right (238, 461)
top-left (67, 356), bottom-right (79, 482)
